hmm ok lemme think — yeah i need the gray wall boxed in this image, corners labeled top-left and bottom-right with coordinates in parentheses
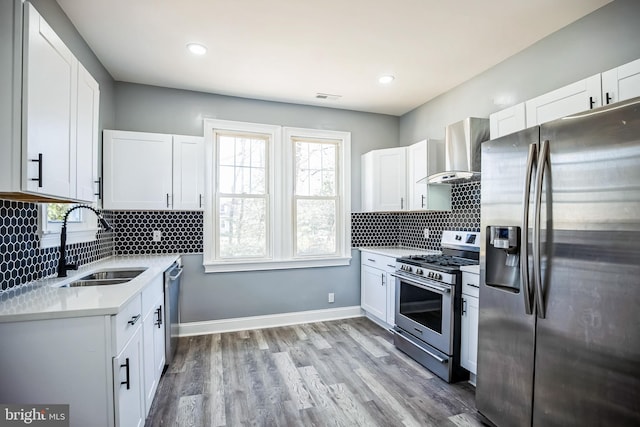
top-left (30, 0), bottom-right (115, 131)
top-left (180, 251), bottom-right (361, 322)
top-left (113, 83), bottom-right (398, 322)
top-left (399, 0), bottom-right (640, 145)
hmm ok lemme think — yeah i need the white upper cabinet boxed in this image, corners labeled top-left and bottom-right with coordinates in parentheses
top-left (103, 130), bottom-right (205, 210)
top-left (601, 57), bottom-right (640, 105)
top-left (173, 135), bottom-right (205, 210)
top-left (23, 2), bottom-right (77, 199)
top-left (0, 1), bottom-right (99, 203)
top-left (362, 147), bottom-right (407, 212)
top-left (103, 130), bottom-right (173, 210)
top-left (489, 102), bottom-right (526, 139)
top-left (75, 63), bottom-right (100, 203)
top-left (525, 74), bottom-right (602, 127)
top-left (407, 139), bottom-right (450, 211)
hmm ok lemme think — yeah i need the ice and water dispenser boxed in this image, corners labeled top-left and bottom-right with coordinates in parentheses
top-left (485, 226), bottom-right (521, 291)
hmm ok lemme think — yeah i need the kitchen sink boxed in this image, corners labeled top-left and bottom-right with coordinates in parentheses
top-left (57, 268), bottom-right (147, 288)
top-left (78, 268), bottom-right (147, 281)
top-left (63, 278), bottom-right (131, 287)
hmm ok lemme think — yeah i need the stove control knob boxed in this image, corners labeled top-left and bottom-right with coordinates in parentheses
top-left (436, 273), bottom-right (442, 280)
top-left (416, 268), bottom-right (423, 275)
top-left (427, 272), bottom-right (433, 278)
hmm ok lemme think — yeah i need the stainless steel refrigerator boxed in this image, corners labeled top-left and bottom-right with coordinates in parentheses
top-left (477, 97), bottom-right (640, 426)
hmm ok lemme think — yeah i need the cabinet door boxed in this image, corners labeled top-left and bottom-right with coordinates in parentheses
top-left (407, 140), bottom-right (450, 211)
top-left (153, 301), bottom-right (166, 381)
top-left (361, 264), bottom-right (387, 320)
top-left (525, 74), bottom-right (601, 127)
top-left (113, 328), bottom-right (145, 427)
top-left (23, 3), bottom-right (77, 198)
top-left (460, 295), bottom-right (479, 374)
top-left (103, 130), bottom-right (173, 210)
top-left (75, 63), bottom-right (100, 203)
top-left (362, 147), bottom-right (407, 211)
top-left (490, 102), bottom-right (526, 139)
top-left (602, 58), bottom-right (640, 105)
top-left (173, 135), bottom-right (205, 210)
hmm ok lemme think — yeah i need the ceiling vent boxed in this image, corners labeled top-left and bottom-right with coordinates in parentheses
top-left (315, 92), bottom-right (342, 100)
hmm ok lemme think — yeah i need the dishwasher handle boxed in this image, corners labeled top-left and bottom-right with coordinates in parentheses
top-left (169, 266), bottom-right (183, 281)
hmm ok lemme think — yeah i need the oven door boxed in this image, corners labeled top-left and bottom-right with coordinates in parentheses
top-left (395, 272), bottom-right (454, 355)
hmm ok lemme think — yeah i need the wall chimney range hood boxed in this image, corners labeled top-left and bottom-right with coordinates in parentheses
top-left (420, 117), bottom-right (490, 184)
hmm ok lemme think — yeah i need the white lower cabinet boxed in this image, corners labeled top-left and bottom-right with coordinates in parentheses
top-left (0, 275), bottom-right (166, 427)
top-left (114, 326), bottom-right (145, 427)
top-left (361, 251), bottom-right (397, 327)
top-left (460, 271), bottom-right (479, 384)
top-left (142, 276), bottom-right (166, 414)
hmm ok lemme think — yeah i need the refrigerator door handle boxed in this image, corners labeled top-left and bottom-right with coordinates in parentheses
top-left (521, 143), bottom-right (537, 315)
top-left (533, 139), bottom-right (549, 319)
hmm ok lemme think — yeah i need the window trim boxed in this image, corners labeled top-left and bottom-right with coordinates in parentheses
top-left (203, 120), bottom-right (351, 272)
top-left (39, 203), bottom-right (99, 249)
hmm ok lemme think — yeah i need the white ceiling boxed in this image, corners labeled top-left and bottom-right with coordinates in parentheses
top-left (58, 0), bottom-right (611, 116)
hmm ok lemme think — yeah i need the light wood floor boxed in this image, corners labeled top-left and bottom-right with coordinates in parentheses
top-left (145, 317), bottom-right (483, 427)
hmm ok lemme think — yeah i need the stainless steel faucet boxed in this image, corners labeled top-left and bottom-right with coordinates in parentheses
top-left (57, 205), bottom-right (113, 278)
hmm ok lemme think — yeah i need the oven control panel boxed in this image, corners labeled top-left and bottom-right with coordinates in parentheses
top-left (397, 262), bottom-right (455, 285)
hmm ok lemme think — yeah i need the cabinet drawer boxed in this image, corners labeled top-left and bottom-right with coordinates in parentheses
top-left (462, 272), bottom-right (479, 298)
top-left (361, 252), bottom-right (397, 272)
top-left (141, 275), bottom-right (163, 317)
top-left (113, 294), bottom-right (143, 354)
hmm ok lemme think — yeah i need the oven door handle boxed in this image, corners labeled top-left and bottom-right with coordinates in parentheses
top-left (391, 273), bottom-right (451, 295)
top-left (391, 330), bottom-right (448, 363)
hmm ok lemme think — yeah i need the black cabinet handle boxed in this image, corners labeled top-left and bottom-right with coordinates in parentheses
top-left (94, 177), bottom-right (102, 198)
top-left (421, 194), bottom-right (425, 209)
top-left (462, 298), bottom-right (467, 315)
top-left (30, 153), bottom-right (43, 187)
top-left (589, 96), bottom-right (596, 109)
top-left (127, 314), bottom-right (141, 326)
top-left (120, 358), bottom-right (130, 390)
top-left (166, 193), bottom-right (170, 208)
top-left (606, 92), bottom-right (613, 105)
top-left (155, 306), bottom-right (163, 328)
top-left (199, 194), bottom-right (203, 208)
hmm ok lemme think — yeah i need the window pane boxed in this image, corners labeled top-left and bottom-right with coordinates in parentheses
top-left (296, 199), bottom-right (336, 256)
top-left (47, 203), bottom-right (81, 223)
top-left (295, 141), bottom-right (336, 197)
top-left (219, 197), bottom-right (267, 258)
top-left (218, 134), bottom-right (266, 195)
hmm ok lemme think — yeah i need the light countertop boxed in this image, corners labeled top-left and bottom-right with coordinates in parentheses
top-left (0, 255), bottom-right (179, 323)
top-left (359, 246), bottom-right (441, 258)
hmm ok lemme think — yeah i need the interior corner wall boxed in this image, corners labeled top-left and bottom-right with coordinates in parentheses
top-left (398, 0), bottom-right (640, 145)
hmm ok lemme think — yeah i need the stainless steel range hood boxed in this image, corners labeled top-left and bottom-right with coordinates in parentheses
top-left (421, 117), bottom-right (490, 184)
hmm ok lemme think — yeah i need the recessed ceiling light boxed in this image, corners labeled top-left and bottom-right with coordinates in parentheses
top-left (187, 43), bottom-right (207, 55)
top-left (378, 75), bottom-right (395, 84)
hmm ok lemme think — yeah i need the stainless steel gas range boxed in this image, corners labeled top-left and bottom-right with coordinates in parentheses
top-left (392, 230), bottom-right (480, 383)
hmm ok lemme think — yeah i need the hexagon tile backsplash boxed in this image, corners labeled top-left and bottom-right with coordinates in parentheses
top-left (0, 182), bottom-right (480, 290)
top-left (0, 200), bottom-right (114, 291)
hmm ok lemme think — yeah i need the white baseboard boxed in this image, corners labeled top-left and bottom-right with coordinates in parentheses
top-left (179, 305), bottom-right (363, 337)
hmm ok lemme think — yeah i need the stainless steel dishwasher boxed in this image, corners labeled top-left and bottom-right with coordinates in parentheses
top-left (164, 259), bottom-right (182, 368)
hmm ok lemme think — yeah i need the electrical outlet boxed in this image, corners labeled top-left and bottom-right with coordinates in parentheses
top-left (328, 292), bottom-right (335, 303)
top-left (152, 230), bottom-right (162, 242)
top-left (423, 228), bottom-right (430, 239)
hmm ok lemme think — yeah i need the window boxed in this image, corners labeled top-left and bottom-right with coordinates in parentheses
top-left (203, 120), bottom-right (351, 272)
top-left (293, 137), bottom-right (339, 257)
top-left (216, 131), bottom-right (270, 259)
top-left (39, 203), bottom-right (98, 248)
